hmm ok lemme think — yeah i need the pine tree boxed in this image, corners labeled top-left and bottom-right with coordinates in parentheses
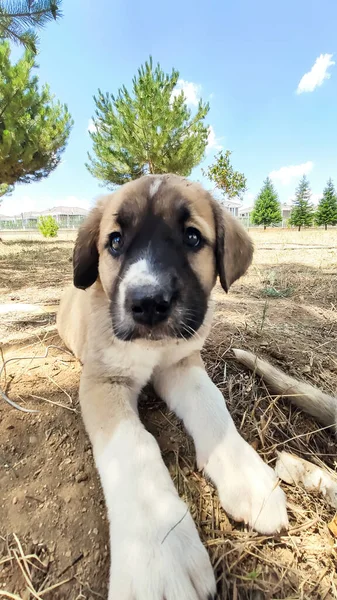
top-left (251, 177), bottom-right (282, 229)
top-left (203, 149), bottom-right (247, 200)
top-left (86, 57), bottom-right (210, 187)
top-left (0, 182), bottom-right (13, 201)
top-left (289, 176), bottom-right (314, 231)
top-left (315, 178), bottom-right (337, 230)
top-left (0, 41), bottom-right (73, 189)
top-left (0, 0), bottom-right (62, 53)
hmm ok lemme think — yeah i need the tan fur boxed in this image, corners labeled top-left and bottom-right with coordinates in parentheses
top-left (79, 364), bottom-right (141, 455)
top-left (56, 286), bottom-right (89, 362)
top-left (222, 211), bottom-right (254, 289)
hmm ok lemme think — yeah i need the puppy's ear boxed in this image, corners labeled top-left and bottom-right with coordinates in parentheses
top-left (212, 202), bottom-right (253, 292)
top-left (73, 199), bottom-right (106, 290)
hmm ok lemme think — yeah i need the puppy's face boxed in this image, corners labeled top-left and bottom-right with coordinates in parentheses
top-left (73, 175), bottom-right (253, 342)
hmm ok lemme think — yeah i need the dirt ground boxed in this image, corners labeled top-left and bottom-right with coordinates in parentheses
top-left (0, 228), bottom-right (336, 600)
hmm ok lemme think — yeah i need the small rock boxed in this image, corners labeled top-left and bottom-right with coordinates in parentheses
top-left (76, 473), bottom-right (88, 483)
top-left (12, 496), bottom-right (18, 505)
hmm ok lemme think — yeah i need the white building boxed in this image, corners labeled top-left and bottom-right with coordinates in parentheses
top-left (209, 189), bottom-right (242, 217)
top-left (239, 203), bottom-right (292, 226)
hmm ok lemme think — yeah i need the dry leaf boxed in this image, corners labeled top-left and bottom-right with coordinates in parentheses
top-left (328, 514), bottom-right (337, 537)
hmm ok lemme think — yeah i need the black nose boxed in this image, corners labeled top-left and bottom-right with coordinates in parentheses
top-left (129, 288), bottom-right (174, 326)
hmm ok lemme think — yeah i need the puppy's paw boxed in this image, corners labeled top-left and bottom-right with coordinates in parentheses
top-left (205, 431), bottom-right (288, 534)
top-left (108, 495), bottom-right (216, 600)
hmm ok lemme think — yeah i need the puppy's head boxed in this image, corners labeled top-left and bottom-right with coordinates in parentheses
top-left (73, 175), bottom-right (253, 341)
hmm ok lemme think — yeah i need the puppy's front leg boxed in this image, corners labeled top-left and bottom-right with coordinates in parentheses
top-left (154, 353), bottom-right (288, 535)
top-left (80, 366), bottom-right (216, 600)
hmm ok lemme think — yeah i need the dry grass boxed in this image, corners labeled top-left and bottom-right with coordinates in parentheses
top-left (0, 229), bottom-right (337, 599)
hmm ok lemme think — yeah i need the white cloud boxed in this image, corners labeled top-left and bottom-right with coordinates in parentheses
top-left (1, 195), bottom-right (91, 216)
top-left (171, 79), bottom-right (201, 107)
top-left (206, 125), bottom-right (223, 153)
top-left (269, 161), bottom-right (314, 185)
top-left (296, 53), bottom-right (335, 94)
top-left (87, 119), bottom-right (96, 133)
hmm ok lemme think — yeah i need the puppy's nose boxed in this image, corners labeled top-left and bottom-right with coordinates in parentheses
top-left (129, 287), bottom-right (173, 326)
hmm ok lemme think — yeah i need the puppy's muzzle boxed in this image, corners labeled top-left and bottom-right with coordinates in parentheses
top-left (126, 285), bottom-right (175, 326)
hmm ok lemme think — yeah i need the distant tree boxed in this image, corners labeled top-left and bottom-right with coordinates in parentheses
top-left (289, 176), bottom-right (314, 231)
top-left (38, 215), bottom-right (59, 237)
top-left (0, 41), bottom-right (73, 191)
top-left (203, 149), bottom-right (247, 201)
top-left (0, 0), bottom-right (62, 52)
top-left (315, 178), bottom-right (337, 230)
top-left (86, 56), bottom-right (210, 187)
top-left (251, 177), bottom-right (282, 229)
top-left (0, 182), bottom-right (13, 201)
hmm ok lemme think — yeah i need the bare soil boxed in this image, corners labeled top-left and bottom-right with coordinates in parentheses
top-left (0, 229), bottom-right (337, 599)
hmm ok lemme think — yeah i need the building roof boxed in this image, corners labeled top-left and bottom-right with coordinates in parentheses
top-left (0, 206), bottom-right (89, 220)
top-left (40, 206), bottom-right (89, 216)
top-left (209, 190), bottom-right (242, 208)
top-left (239, 203), bottom-right (293, 215)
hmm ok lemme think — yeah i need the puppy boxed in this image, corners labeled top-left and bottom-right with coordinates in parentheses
top-left (57, 174), bottom-right (288, 600)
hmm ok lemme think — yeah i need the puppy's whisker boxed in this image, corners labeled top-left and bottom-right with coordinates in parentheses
top-left (181, 321), bottom-right (201, 341)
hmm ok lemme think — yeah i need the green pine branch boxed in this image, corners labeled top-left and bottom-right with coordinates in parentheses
top-left (0, 1), bottom-right (62, 52)
top-left (289, 175), bottom-right (314, 231)
top-left (0, 40), bottom-right (73, 190)
top-left (251, 177), bottom-right (282, 228)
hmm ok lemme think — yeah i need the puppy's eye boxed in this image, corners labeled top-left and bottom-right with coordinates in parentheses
top-left (184, 227), bottom-right (201, 248)
top-left (109, 232), bottom-right (124, 255)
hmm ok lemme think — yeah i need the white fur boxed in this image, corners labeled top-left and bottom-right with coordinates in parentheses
top-left (116, 257), bottom-right (159, 324)
top-left (96, 420), bottom-right (216, 600)
top-left (122, 258), bottom-right (159, 289)
top-left (154, 364), bottom-right (288, 534)
top-left (149, 177), bottom-right (163, 198)
top-left (101, 305), bottom-right (214, 384)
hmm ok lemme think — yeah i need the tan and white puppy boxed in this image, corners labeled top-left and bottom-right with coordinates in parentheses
top-left (57, 174), bottom-right (288, 600)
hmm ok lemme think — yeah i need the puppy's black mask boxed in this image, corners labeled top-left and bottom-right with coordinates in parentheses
top-left (109, 210), bottom-right (209, 341)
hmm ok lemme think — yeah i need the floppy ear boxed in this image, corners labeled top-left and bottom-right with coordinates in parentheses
top-left (212, 202), bottom-right (254, 292)
top-left (73, 199), bottom-right (106, 290)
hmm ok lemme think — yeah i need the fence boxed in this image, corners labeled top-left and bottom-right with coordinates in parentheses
top-left (238, 216), bottom-right (290, 228)
top-left (0, 214), bottom-right (86, 230)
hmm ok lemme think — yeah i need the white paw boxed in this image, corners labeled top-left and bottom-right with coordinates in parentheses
top-left (205, 429), bottom-right (289, 534)
top-left (108, 493), bottom-right (216, 600)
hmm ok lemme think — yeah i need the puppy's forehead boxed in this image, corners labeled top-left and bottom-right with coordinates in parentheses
top-left (102, 175), bottom-right (216, 240)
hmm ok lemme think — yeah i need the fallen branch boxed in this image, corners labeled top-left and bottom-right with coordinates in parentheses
top-left (0, 303), bottom-right (58, 315)
top-left (0, 345), bottom-right (73, 413)
top-left (233, 348), bottom-right (337, 435)
top-left (275, 450), bottom-right (337, 509)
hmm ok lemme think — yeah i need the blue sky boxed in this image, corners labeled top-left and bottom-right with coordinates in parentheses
top-left (2, 0), bottom-right (337, 215)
